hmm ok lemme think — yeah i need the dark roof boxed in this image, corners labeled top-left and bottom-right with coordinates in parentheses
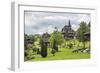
top-left (84, 32), bottom-right (90, 36)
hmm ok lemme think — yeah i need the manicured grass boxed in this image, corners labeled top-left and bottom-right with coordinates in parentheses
top-left (26, 48), bottom-right (90, 62)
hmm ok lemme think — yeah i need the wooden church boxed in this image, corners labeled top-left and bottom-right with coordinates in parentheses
top-left (61, 20), bottom-right (75, 40)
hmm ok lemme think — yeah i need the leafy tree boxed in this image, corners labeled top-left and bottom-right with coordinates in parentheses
top-left (28, 35), bottom-right (35, 44)
top-left (50, 31), bottom-right (64, 51)
top-left (24, 34), bottom-right (29, 50)
top-left (76, 21), bottom-right (89, 49)
top-left (24, 34), bottom-right (35, 50)
top-left (24, 34), bottom-right (36, 61)
top-left (25, 48), bottom-right (35, 61)
top-left (87, 21), bottom-right (90, 35)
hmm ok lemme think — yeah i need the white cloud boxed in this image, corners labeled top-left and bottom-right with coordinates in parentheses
top-left (47, 26), bottom-right (54, 33)
top-left (72, 24), bottom-right (79, 31)
top-left (43, 15), bottom-right (69, 20)
top-left (25, 12), bottom-right (90, 35)
top-left (78, 14), bottom-right (90, 23)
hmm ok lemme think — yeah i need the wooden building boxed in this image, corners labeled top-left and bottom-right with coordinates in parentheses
top-left (61, 20), bottom-right (75, 40)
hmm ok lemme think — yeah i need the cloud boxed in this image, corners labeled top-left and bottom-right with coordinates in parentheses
top-left (43, 15), bottom-right (69, 20)
top-left (25, 12), bottom-right (90, 35)
top-left (78, 14), bottom-right (90, 23)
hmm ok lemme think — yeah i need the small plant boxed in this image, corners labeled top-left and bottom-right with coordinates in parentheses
top-left (53, 39), bottom-right (58, 52)
top-left (51, 49), bottom-right (56, 56)
top-left (37, 48), bottom-right (41, 54)
top-left (67, 43), bottom-right (73, 49)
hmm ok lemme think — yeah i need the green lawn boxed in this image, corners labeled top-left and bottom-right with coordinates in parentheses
top-left (26, 48), bottom-right (90, 62)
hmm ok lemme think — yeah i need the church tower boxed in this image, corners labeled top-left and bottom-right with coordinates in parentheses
top-left (61, 20), bottom-right (75, 40)
top-left (68, 20), bottom-right (71, 27)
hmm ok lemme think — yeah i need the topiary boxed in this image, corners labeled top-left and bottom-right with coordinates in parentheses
top-left (51, 49), bottom-right (56, 56)
top-left (53, 39), bottom-right (58, 52)
top-left (67, 43), bottom-right (73, 49)
top-left (40, 40), bottom-right (48, 58)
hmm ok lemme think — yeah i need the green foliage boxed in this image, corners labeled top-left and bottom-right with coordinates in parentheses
top-left (25, 48), bottom-right (35, 61)
top-left (76, 21), bottom-right (90, 48)
top-left (51, 49), bottom-right (56, 56)
top-left (53, 39), bottom-right (58, 51)
top-left (49, 31), bottom-right (64, 48)
top-left (88, 22), bottom-right (90, 32)
top-left (24, 34), bottom-right (35, 50)
top-left (24, 34), bottom-right (40, 61)
top-left (28, 35), bottom-right (35, 44)
top-left (67, 43), bottom-right (73, 49)
top-left (76, 21), bottom-right (89, 42)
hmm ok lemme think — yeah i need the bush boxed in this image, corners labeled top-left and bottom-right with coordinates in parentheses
top-left (67, 43), bottom-right (73, 49)
top-left (37, 48), bottom-right (41, 54)
top-left (24, 48), bottom-right (35, 61)
top-left (51, 49), bottom-right (56, 56)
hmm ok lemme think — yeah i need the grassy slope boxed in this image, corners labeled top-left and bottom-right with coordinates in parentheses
top-left (27, 48), bottom-right (90, 62)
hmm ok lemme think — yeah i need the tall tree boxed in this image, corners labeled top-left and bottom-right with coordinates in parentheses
top-left (76, 21), bottom-right (89, 49)
top-left (50, 29), bottom-right (64, 51)
top-left (88, 22), bottom-right (90, 32)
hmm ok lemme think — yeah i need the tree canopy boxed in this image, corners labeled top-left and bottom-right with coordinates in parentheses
top-left (76, 21), bottom-right (90, 42)
top-left (49, 31), bottom-right (64, 48)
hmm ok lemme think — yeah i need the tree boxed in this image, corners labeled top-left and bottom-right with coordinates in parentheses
top-left (24, 34), bottom-right (29, 50)
top-left (40, 39), bottom-right (48, 57)
top-left (53, 38), bottom-right (58, 51)
top-left (24, 34), bottom-right (35, 50)
top-left (25, 48), bottom-right (35, 61)
top-left (50, 31), bottom-right (64, 51)
top-left (76, 21), bottom-right (89, 49)
top-left (24, 34), bottom-right (35, 61)
top-left (28, 35), bottom-right (35, 44)
top-left (87, 21), bottom-right (90, 33)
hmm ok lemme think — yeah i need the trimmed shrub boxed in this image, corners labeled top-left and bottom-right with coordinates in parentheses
top-left (41, 41), bottom-right (48, 58)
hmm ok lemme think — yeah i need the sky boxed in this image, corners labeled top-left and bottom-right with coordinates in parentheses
top-left (25, 11), bottom-right (91, 35)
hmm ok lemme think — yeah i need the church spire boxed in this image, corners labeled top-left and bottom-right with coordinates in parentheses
top-left (68, 20), bottom-right (71, 27)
